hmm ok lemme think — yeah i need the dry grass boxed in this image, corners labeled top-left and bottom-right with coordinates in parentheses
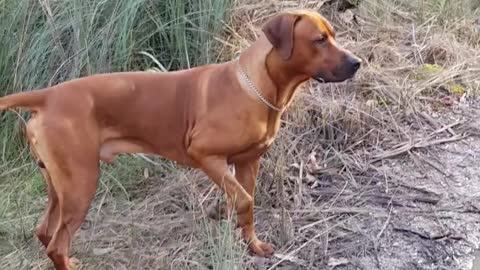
top-left (2, 0), bottom-right (480, 269)
top-left (213, 0), bottom-right (480, 268)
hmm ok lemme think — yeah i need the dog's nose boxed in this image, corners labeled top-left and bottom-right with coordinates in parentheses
top-left (347, 55), bottom-right (361, 72)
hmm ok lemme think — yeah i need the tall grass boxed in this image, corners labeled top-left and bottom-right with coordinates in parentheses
top-left (0, 0), bottom-right (232, 255)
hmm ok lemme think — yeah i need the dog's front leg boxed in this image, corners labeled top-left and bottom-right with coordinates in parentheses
top-left (191, 153), bottom-right (274, 257)
top-left (234, 158), bottom-right (275, 257)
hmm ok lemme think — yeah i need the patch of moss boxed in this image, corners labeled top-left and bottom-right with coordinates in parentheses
top-left (411, 63), bottom-right (443, 80)
top-left (448, 83), bottom-right (466, 96)
top-left (421, 63), bottom-right (443, 74)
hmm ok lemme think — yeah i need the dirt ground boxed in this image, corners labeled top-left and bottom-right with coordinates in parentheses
top-left (349, 103), bottom-right (480, 270)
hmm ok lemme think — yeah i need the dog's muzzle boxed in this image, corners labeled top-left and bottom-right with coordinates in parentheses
top-left (345, 55), bottom-right (361, 75)
top-left (314, 55), bottom-right (361, 83)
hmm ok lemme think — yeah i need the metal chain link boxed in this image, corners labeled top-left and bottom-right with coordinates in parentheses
top-left (237, 62), bottom-right (283, 112)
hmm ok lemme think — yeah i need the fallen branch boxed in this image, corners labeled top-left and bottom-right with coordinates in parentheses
top-left (393, 227), bottom-right (464, 241)
top-left (418, 112), bottom-right (461, 137)
top-left (411, 151), bottom-right (448, 176)
top-left (372, 133), bottom-right (466, 162)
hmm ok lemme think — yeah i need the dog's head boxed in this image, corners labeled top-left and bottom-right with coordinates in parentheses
top-left (262, 10), bottom-right (361, 83)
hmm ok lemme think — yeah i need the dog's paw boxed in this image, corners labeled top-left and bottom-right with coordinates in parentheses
top-left (249, 239), bottom-right (275, 257)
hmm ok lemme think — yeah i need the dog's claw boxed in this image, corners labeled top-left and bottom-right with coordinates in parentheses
top-left (249, 239), bottom-right (275, 257)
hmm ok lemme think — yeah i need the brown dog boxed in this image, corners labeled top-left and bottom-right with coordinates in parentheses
top-left (0, 10), bottom-right (360, 270)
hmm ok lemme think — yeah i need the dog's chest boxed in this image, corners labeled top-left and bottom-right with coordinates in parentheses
top-left (250, 119), bottom-right (280, 153)
top-left (231, 115), bottom-right (281, 162)
top-left (258, 135), bottom-right (275, 149)
top-left (232, 135), bottom-right (274, 163)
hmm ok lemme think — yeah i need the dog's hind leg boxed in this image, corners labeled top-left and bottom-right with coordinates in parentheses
top-left (34, 168), bottom-right (60, 248)
top-left (28, 120), bottom-right (60, 248)
top-left (44, 157), bottom-right (99, 270)
top-left (29, 118), bottom-right (100, 270)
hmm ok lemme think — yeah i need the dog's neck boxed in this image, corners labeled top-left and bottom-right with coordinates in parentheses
top-left (265, 50), bottom-right (309, 108)
top-left (239, 35), bottom-right (308, 112)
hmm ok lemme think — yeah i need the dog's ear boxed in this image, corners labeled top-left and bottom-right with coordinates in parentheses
top-left (262, 13), bottom-right (301, 60)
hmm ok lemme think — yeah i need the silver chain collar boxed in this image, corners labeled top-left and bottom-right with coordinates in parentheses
top-left (237, 61), bottom-right (283, 112)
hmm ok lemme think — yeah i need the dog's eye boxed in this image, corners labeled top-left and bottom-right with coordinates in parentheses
top-left (313, 36), bottom-right (327, 45)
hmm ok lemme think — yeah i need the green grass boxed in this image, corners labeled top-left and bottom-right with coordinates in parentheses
top-left (199, 218), bottom-right (246, 270)
top-left (0, 0), bottom-right (232, 256)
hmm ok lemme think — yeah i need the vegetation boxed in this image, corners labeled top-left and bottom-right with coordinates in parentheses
top-left (1, 0), bottom-right (479, 269)
top-left (0, 0), bottom-right (232, 267)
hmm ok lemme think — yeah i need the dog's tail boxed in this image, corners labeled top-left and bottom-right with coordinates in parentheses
top-left (0, 90), bottom-right (47, 112)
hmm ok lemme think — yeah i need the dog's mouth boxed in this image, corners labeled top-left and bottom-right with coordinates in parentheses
top-left (314, 75), bottom-right (353, 83)
top-left (314, 76), bottom-right (326, 83)
top-left (314, 70), bottom-right (358, 84)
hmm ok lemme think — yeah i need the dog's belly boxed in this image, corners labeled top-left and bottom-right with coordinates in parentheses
top-left (99, 139), bottom-right (150, 163)
top-left (99, 137), bottom-right (195, 167)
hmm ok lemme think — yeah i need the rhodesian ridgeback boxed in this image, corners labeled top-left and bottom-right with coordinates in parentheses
top-left (0, 9), bottom-right (360, 270)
